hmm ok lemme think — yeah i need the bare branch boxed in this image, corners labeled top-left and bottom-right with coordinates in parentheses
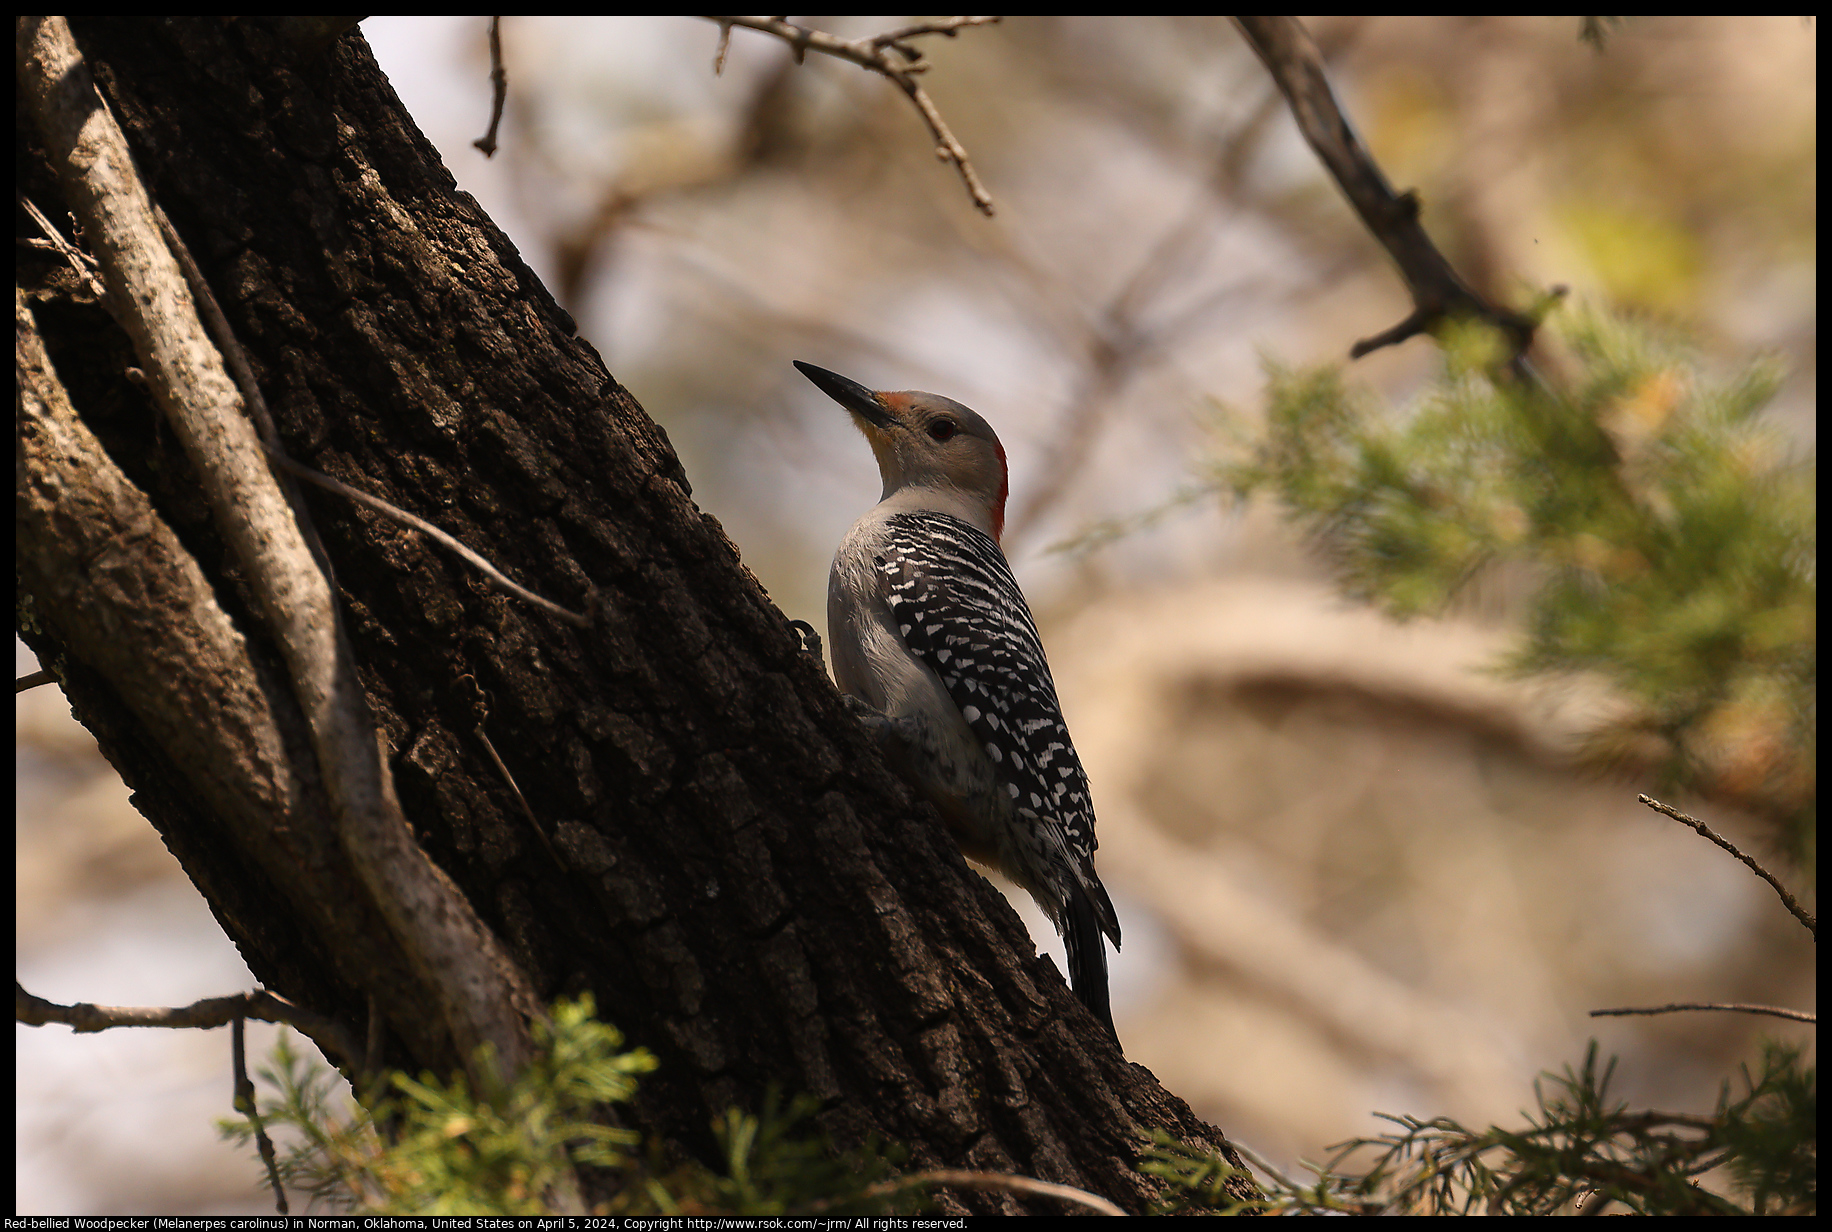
top-left (1232, 16), bottom-right (1539, 369)
top-left (702, 15), bottom-right (1000, 216)
top-left (16, 983), bottom-right (363, 1066)
top-left (15, 668), bottom-right (56, 693)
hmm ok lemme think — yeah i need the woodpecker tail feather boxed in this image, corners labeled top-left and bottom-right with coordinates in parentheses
top-left (1064, 883), bottom-right (1118, 1042)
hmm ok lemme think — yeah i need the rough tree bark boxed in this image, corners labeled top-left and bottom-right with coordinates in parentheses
top-left (16, 16), bottom-right (1250, 1213)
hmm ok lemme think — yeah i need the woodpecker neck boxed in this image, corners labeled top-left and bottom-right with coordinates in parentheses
top-left (876, 472), bottom-right (1006, 546)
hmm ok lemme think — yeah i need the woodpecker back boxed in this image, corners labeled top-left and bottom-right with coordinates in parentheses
top-left (796, 360), bottom-right (1122, 1040)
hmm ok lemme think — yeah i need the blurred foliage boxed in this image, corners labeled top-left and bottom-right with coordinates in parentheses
top-left (220, 996), bottom-right (906, 1216)
top-left (1208, 307), bottom-right (1815, 864)
top-left (220, 997), bottom-right (653, 1214)
top-left (1144, 1038), bottom-right (1814, 1215)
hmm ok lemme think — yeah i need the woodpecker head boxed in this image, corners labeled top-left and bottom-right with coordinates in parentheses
top-left (795, 360), bottom-right (1010, 543)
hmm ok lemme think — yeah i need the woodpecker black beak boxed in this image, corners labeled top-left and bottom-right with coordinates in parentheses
top-left (794, 361), bottom-right (894, 430)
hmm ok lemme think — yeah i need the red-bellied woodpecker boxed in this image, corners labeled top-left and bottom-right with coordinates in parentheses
top-left (796, 360), bottom-right (1122, 1040)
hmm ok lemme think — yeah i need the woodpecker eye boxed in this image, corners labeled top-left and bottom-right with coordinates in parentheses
top-left (928, 419), bottom-right (959, 442)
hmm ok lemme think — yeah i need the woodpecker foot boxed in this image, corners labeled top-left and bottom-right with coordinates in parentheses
top-left (841, 691), bottom-right (888, 728)
top-left (788, 619), bottom-right (822, 659)
top-left (842, 694), bottom-right (918, 759)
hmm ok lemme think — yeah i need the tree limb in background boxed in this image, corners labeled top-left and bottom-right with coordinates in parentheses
top-left (1233, 16), bottom-right (1540, 369)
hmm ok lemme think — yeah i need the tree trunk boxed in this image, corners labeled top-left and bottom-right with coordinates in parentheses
top-left (16, 16), bottom-right (1250, 1213)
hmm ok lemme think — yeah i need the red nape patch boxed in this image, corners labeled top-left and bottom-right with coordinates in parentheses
top-left (991, 438), bottom-right (1008, 544)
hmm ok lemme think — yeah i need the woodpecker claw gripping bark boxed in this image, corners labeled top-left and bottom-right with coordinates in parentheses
top-left (797, 360), bottom-right (1122, 1041)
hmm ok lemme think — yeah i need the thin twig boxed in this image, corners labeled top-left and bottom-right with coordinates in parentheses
top-left (1590, 1002), bottom-right (1814, 1024)
top-left (700, 16), bottom-right (1000, 216)
top-left (233, 1012), bottom-right (289, 1214)
top-left (1224, 1137), bottom-right (1298, 1195)
top-left (153, 205), bottom-right (281, 443)
top-left (1003, 87), bottom-right (1279, 546)
top-left (1638, 795), bottom-right (1815, 939)
top-left (474, 16), bottom-right (507, 156)
top-left (463, 672), bottom-right (568, 870)
top-left (870, 18), bottom-right (999, 53)
top-left (911, 1169), bottom-right (1125, 1216)
top-left (810, 1167), bottom-right (1125, 1216)
top-left (712, 20), bottom-right (732, 74)
top-left (20, 193), bottom-right (106, 300)
top-left (265, 449), bottom-right (596, 627)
